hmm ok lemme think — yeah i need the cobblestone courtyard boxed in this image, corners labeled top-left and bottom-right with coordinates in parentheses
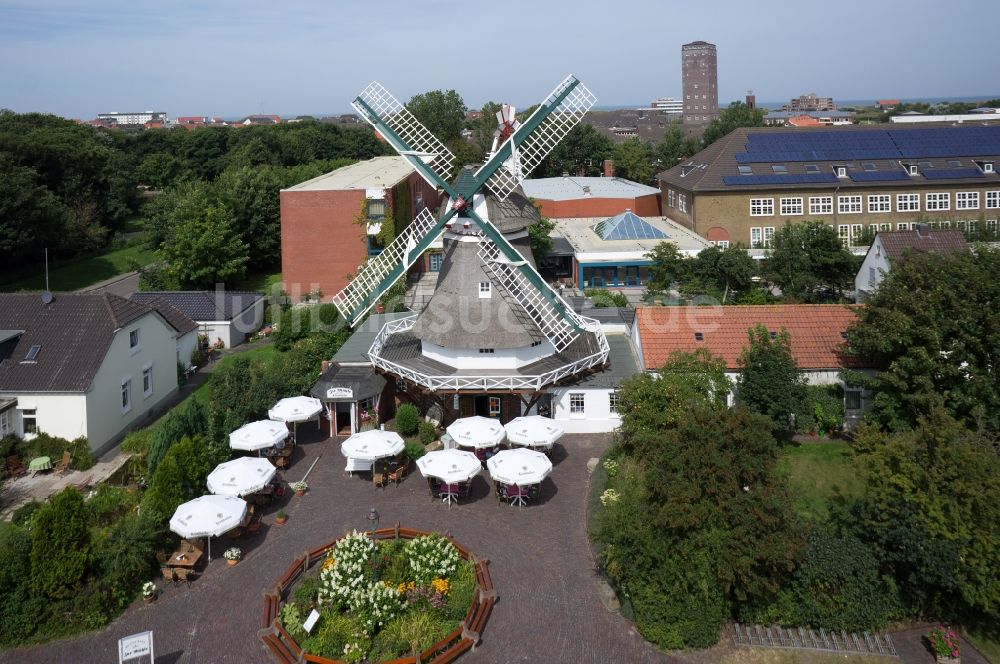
top-left (1, 432), bottom-right (676, 664)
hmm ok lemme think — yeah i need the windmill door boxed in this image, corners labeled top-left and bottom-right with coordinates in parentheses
top-left (459, 396), bottom-right (475, 418)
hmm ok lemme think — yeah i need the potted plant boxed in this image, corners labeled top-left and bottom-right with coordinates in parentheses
top-left (275, 509), bottom-right (288, 525)
top-left (141, 581), bottom-right (157, 604)
top-left (926, 625), bottom-right (961, 663)
top-left (291, 480), bottom-right (308, 497)
top-left (224, 547), bottom-right (242, 566)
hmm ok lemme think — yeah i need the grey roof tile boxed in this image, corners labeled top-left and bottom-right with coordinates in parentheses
top-left (130, 291), bottom-right (265, 322)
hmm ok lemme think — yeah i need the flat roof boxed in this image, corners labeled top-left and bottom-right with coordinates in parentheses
top-left (553, 215), bottom-right (711, 257)
top-left (521, 176), bottom-right (660, 202)
top-left (283, 156), bottom-right (414, 192)
top-left (573, 334), bottom-right (640, 388)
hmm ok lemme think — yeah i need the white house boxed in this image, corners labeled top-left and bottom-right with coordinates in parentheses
top-left (855, 227), bottom-right (969, 303)
top-left (0, 293), bottom-right (185, 455)
top-left (631, 304), bottom-right (874, 427)
top-left (131, 291), bottom-right (266, 349)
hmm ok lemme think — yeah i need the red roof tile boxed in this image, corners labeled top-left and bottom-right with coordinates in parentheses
top-left (635, 305), bottom-right (868, 371)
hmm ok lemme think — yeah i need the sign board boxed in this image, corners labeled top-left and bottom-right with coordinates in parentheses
top-left (119, 631), bottom-right (154, 664)
top-left (303, 608), bottom-right (321, 634)
top-left (326, 387), bottom-right (353, 400)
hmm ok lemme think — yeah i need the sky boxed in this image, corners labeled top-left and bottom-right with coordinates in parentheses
top-left (1, 0), bottom-right (998, 119)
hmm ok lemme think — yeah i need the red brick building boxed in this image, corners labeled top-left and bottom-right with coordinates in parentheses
top-left (520, 176), bottom-right (661, 218)
top-left (280, 157), bottom-right (441, 301)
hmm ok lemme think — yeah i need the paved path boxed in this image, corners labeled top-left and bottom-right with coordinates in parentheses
top-left (1, 432), bottom-right (676, 664)
top-left (76, 270), bottom-right (141, 297)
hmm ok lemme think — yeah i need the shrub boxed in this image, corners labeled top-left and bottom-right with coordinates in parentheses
top-left (406, 534), bottom-right (460, 585)
top-left (11, 501), bottom-right (41, 526)
top-left (87, 485), bottom-right (137, 525)
top-left (13, 432), bottom-right (94, 471)
top-left (318, 531), bottom-right (374, 608)
top-left (147, 398), bottom-right (207, 475)
top-left (348, 580), bottom-right (403, 632)
top-left (403, 440), bottom-right (426, 461)
top-left (585, 288), bottom-right (629, 308)
top-left (394, 404), bottom-right (420, 436)
top-left (441, 560), bottom-right (476, 622)
top-left (417, 421), bottom-right (436, 445)
top-left (30, 488), bottom-right (92, 599)
top-left (94, 513), bottom-right (162, 611)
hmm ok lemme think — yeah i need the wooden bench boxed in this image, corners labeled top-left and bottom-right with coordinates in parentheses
top-left (276, 556), bottom-right (305, 593)
top-left (261, 632), bottom-right (297, 664)
top-left (274, 621), bottom-right (302, 658)
top-left (420, 626), bottom-right (463, 661)
top-left (429, 638), bottom-right (473, 664)
top-left (5, 455), bottom-right (26, 479)
top-left (468, 597), bottom-right (496, 636)
top-left (262, 592), bottom-right (280, 629)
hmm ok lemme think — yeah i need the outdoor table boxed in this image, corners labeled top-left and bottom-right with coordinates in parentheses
top-left (166, 546), bottom-right (203, 569)
top-left (441, 483), bottom-right (460, 505)
top-left (507, 484), bottom-right (530, 508)
top-left (28, 456), bottom-right (52, 473)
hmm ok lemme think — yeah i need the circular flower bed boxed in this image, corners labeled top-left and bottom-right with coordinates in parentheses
top-left (261, 527), bottom-right (495, 664)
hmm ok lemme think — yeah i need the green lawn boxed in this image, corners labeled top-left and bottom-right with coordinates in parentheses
top-left (0, 244), bottom-right (157, 292)
top-left (189, 344), bottom-right (278, 404)
top-left (778, 441), bottom-right (863, 523)
top-left (231, 270), bottom-right (283, 295)
top-left (965, 628), bottom-right (1000, 663)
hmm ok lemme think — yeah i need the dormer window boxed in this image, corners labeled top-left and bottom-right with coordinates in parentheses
top-left (478, 282), bottom-right (491, 298)
top-left (978, 161), bottom-right (995, 174)
top-left (694, 332), bottom-right (704, 341)
top-left (769, 331), bottom-right (778, 340)
top-left (908, 164), bottom-right (919, 175)
top-left (836, 166), bottom-right (847, 178)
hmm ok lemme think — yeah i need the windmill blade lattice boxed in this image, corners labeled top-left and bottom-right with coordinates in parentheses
top-left (476, 237), bottom-right (580, 351)
top-left (478, 75), bottom-right (597, 201)
top-left (353, 82), bottom-right (456, 184)
top-left (331, 208), bottom-right (441, 324)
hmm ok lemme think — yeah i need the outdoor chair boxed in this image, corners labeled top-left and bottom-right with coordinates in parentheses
top-left (161, 566), bottom-right (178, 584)
top-left (372, 464), bottom-right (387, 489)
top-left (174, 568), bottom-right (191, 584)
top-left (458, 481), bottom-right (471, 499)
top-left (5, 455), bottom-right (26, 479)
top-left (495, 483), bottom-right (510, 506)
top-left (54, 450), bottom-right (72, 476)
top-left (388, 463), bottom-right (407, 486)
top-left (245, 515), bottom-right (262, 536)
top-left (427, 478), bottom-right (441, 501)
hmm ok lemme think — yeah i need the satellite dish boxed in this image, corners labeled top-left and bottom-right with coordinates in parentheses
top-left (41, 291), bottom-right (54, 305)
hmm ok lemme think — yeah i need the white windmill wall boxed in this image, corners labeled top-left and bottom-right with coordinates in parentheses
top-left (421, 340), bottom-right (555, 370)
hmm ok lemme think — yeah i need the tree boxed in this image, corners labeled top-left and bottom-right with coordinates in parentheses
top-left (445, 138), bottom-right (483, 173)
top-left (538, 124), bottom-right (613, 177)
top-left (654, 124), bottom-right (700, 173)
top-left (407, 90), bottom-right (467, 143)
top-left (160, 204), bottom-right (248, 289)
top-left (468, 101), bottom-right (502, 155)
top-left (215, 165), bottom-right (287, 268)
top-left (612, 138), bottom-right (655, 183)
top-left (30, 488), bottom-right (92, 599)
top-left (701, 102), bottom-right (766, 147)
top-left (644, 241), bottom-right (688, 294)
top-left (762, 221), bottom-right (857, 302)
top-left (685, 245), bottom-right (756, 302)
top-left (737, 325), bottom-right (807, 431)
top-left (528, 215), bottom-right (554, 262)
top-left (845, 411), bottom-right (1000, 624)
top-left (845, 247), bottom-right (1000, 432)
top-left (0, 156), bottom-right (69, 269)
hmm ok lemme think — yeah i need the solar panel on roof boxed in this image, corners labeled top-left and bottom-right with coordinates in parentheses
top-left (722, 173), bottom-right (839, 186)
top-left (922, 168), bottom-right (985, 180)
top-left (848, 171), bottom-right (911, 182)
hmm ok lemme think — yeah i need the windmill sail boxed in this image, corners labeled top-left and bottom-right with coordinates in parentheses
top-left (477, 75), bottom-right (597, 201)
top-left (331, 208), bottom-right (441, 325)
top-left (352, 82), bottom-right (456, 185)
top-left (476, 237), bottom-right (581, 351)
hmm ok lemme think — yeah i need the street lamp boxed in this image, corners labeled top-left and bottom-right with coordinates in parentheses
top-left (366, 507), bottom-right (380, 580)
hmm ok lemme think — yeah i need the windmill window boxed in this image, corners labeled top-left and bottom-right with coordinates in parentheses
top-left (478, 282), bottom-right (491, 298)
top-left (478, 348), bottom-right (494, 354)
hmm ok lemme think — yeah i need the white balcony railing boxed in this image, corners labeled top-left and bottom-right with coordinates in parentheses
top-left (367, 314), bottom-right (609, 392)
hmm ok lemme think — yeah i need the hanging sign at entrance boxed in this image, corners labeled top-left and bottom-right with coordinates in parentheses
top-left (326, 387), bottom-right (353, 399)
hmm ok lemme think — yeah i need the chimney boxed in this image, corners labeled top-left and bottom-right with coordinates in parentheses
top-left (603, 159), bottom-right (614, 178)
top-left (915, 223), bottom-right (930, 238)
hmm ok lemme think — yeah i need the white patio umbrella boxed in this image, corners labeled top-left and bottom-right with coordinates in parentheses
top-left (169, 494), bottom-right (248, 561)
top-left (206, 456), bottom-right (276, 497)
top-left (504, 416), bottom-right (564, 449)
top-left (340, 429), bottom-right (405, 461)
top-left (268, 396), bottom-right (323, 435)
top-left (416, 449), bottom-right (482, 484)
top-left (446, 416), bottom-right (506, 449)
top-left (487, 448), bottom-right (553, 486)
top-left (229, 420), bottom-right (289, 452)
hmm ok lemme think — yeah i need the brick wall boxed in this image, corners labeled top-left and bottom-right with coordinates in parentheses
top-left (280, 189), bottom-right (367, 301)
top-left (535, 193), bottom-right (661, 219)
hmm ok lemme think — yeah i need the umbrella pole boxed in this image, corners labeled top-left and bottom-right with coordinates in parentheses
top-left (207, 535), bottom-right (212, 562)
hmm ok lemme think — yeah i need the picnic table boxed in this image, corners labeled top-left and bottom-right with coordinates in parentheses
top-left (166, 545), bottom-right (203, 569)
top-left (28, 456), bottom-right (52, 473)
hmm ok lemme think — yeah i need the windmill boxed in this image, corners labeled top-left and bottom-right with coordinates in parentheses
top-left (332, 75), bottom-right (599, 353)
